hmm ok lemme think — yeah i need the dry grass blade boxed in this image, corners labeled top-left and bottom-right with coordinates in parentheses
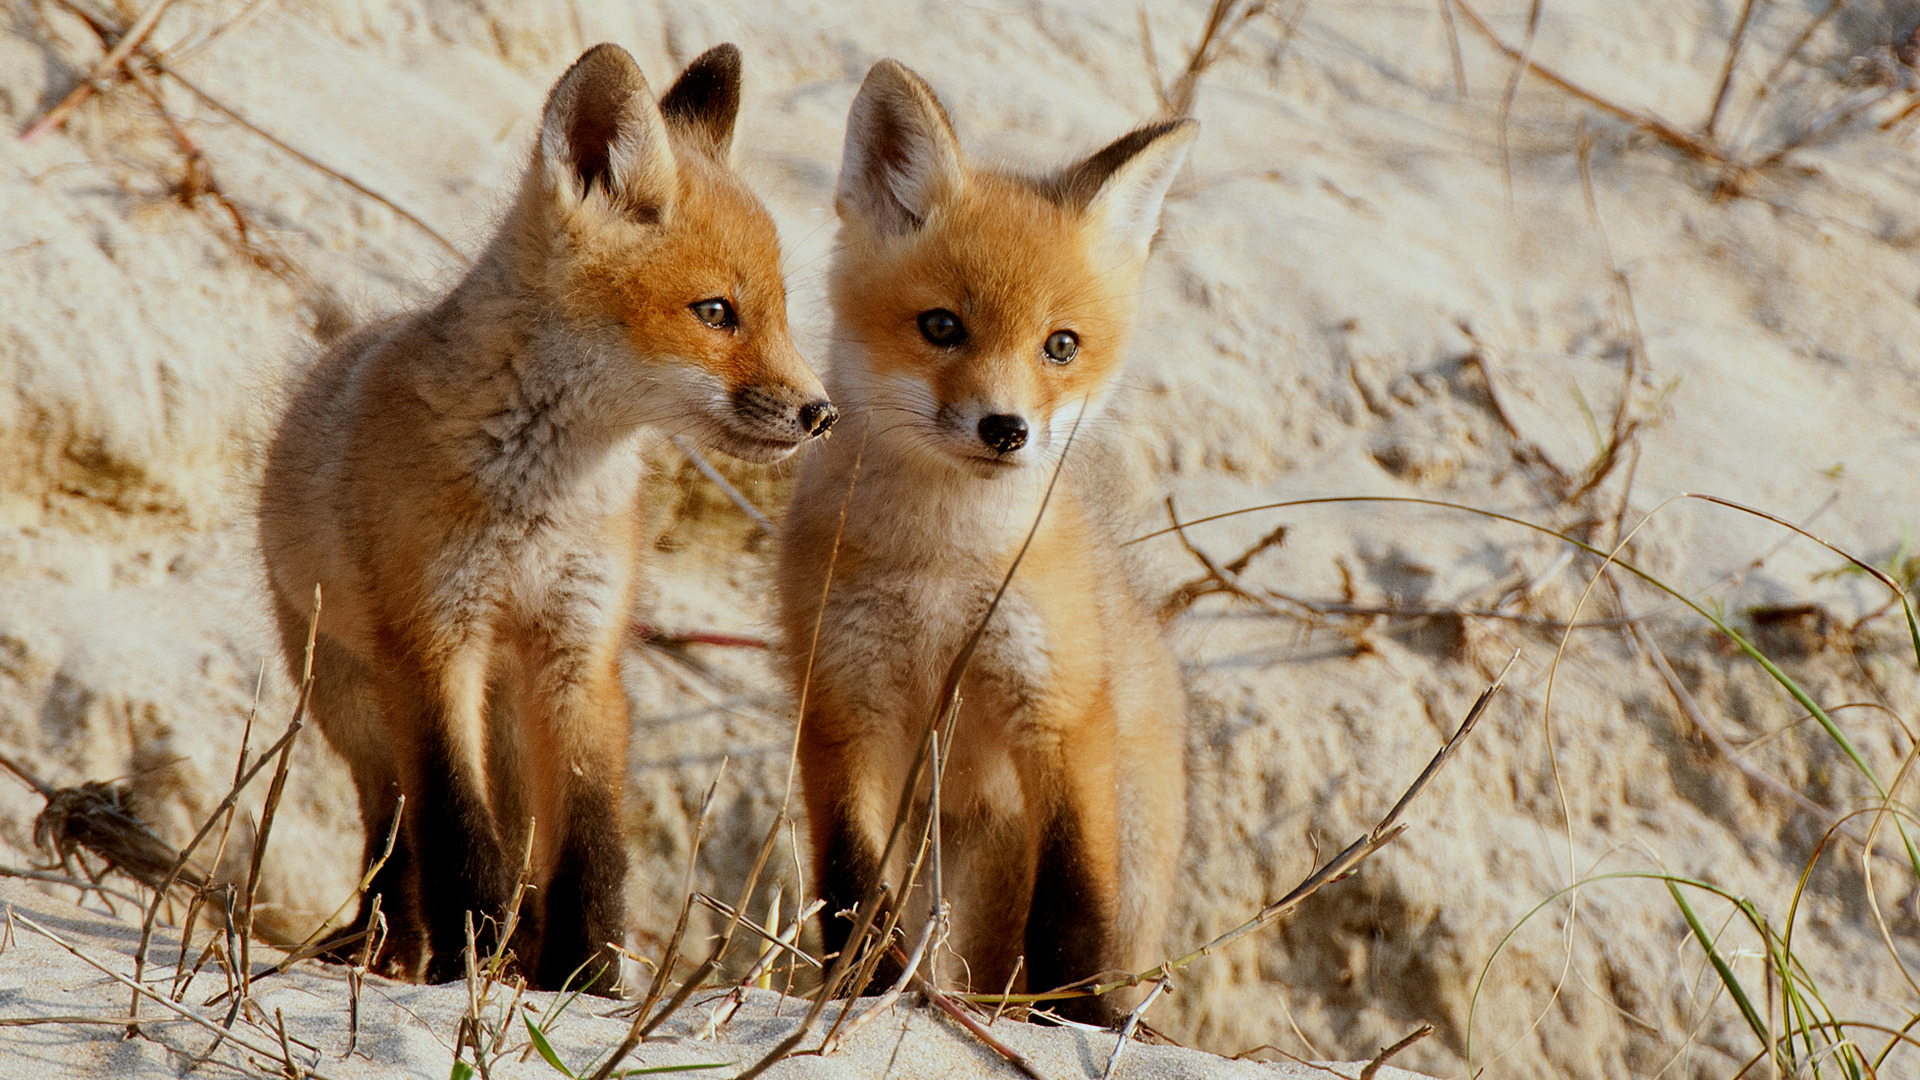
top-left (154, 65), bottom-right (462, 260)
top-left (1152, 0), bottom-right (1285, 117)
top-left (818, 913), bottom-right (936, 1055)
top-left (237, 693), bottom-right (305, 1000)
top-left (0, 865), bottom-right (144, 907)
top-left (1360, 1023), bottom-right (1433, 1079)
top-left (612, 761), bottom-right (726, 1029)
top-left (1100, 977), bottom-right (1168, 1080)
top-left (699, 897), bottom-right (825, 1039)
top-left (734, 411), bottom-right (1086, 1080)
top-left (955, 651), bottom-right (1512, 1016)
top-left (885, 941), bottom-right (1055, 1080)
top-left (262, 795), bottom-right (404, 979)
top-left (20, 0), bottom-right (177, 142)
top-left (672, 435), bottom-right (774, 535)
top-left (10, 909), bottom-right (337, 1080)
top-left (1452, 0), bottom-right (1723, 161)
top-left (1705, 0), bottom-right (1761, 137)
top-left (589, 790), bottom-right (779, 1080)
top-left (128, 584), bottom-right (319, 1034)
top-left (689, 893), bottom-right (822, 968)
top-left (1496, 0), bottom-right (1543, 196)
top-left (1750, 0), bottom-right (1846, 113)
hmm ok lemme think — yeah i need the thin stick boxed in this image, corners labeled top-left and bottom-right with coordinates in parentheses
top-left (238, 689), bottom-right (305, 999)
top-left (11, 910), bottom-right (337, 1080)
top-left (688, 893), bottom-right (822, 968)
top-left (128, 584), bottom-right (319, 1034)
top-left (1497, 0), bottom-right (1544, 198)
top-left (255, 796), bottom-right (405, 983)
top-left (1705, 0), bottom-right (1760, 138)
top-left (735, 410), bottom-right (1086, 1080)
top-left (0, 864), bottom-right (144, 906)
top-left (153, 65), bottom-right (462, 259)
top-left (1101, 977), bottom-right (1168, 1080)
top-left (672, 435), bottom-right (774, 535)
top-left (1452, 0), bottom-right (1723, 162)
top-left (891, 942), bottom-right (1054, 1080)
top-left (614, 763), bottom-right (726, 1027)
top-left (698, 898), bottom-right (825, 1039)
top-left (819, 912), bottom-right (938, 1054)
top-left (162, 0), bottom-right (282, 66)
top-left (588, 790), bottom-right (777, 1080)
top-left (1438, 0), bottom-right (1467, 97)
top-left (1361, 1023), bottom-right (1434, 1079)
top-left (1752, 0), bottom-right (1845, 107)
top-left (954, 654), bottom-right (1512, 1006)
top-left (20, 0), bottom-right (178, 143)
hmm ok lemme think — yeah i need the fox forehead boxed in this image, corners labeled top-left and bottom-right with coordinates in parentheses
top-left (562, 149), bottom-right (795, 389)
top-left (571, 151), bottom-right (788, 311)
top-left (833, 172), bottom-right (1134, 384)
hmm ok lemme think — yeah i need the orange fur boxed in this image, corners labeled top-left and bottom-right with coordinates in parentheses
top-left (259, 44), bottom-right (831, 992)
top-left (778, 61), bottom-right (1193, 1025)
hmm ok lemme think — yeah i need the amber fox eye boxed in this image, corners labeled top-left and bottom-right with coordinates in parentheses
top-left (918, 309), bottom-right (967, 347)
top-left (1043, 330), bottom-right (1079, 365)
top-left (691, 298), bottom-right (736, 329)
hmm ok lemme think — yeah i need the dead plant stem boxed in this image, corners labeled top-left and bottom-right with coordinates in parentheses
top-left (12, 909), bottom-right (335, 1080)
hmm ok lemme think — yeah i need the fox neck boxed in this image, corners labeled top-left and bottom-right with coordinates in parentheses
top-left (413, 236), bottom-right (652, 521)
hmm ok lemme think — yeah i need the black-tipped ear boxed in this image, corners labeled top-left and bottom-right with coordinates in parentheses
top-left (837, 60), bottom-right (963, 235)
top-left (659, 43), bottom-right (742, 157)
top-left (540, 43), bottom-right (677, 220)
top-left (1060, 118), bottom-right (1196, 262)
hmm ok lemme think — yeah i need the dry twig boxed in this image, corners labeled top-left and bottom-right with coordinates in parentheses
top-left (1360, 1022), bottom-right (1434, 1079)
top-left (12, 909), bottom-right (334, 1080)
top-left (20, 0), bottom-right (178, 142)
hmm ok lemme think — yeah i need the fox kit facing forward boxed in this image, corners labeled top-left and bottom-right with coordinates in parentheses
top-left (778, 61), bottom-right (1193, 1024)
top-left (260, 44), bottom-right (833, 993)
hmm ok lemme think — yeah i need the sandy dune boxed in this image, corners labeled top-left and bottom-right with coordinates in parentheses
top-left (3, 1), bottom-right (1919, 1076)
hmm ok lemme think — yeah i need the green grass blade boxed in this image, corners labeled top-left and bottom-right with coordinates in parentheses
top-left (610, 1065), bottom-right (732, 1076)
top-left (451, 1063), bottom-right (475, 1080)
top-left (1667, 880), bottom-right (1770, 1054)
top-left (526, 1014), bottom-right (576, 1077)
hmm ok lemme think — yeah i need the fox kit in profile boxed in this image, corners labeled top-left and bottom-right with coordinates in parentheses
top-left (260, 43), bottom-right (833, 993)
top-left (777, 61), bottom-right (1193, 1024)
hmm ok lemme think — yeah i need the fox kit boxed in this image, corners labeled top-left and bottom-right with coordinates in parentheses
top-left (777, 61), bottom-right (1193, 1024)
top-left (260, 43), bottom-right (833, 993)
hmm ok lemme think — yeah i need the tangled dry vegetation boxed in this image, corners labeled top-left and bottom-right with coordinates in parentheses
top-left (4, 1), bottom-right (1920, 1078)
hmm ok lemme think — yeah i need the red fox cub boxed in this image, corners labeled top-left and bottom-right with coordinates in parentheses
top-left (777, 60), bottom-right (1194, 1025)
top-left (259, 43), bottom-right (834, 993)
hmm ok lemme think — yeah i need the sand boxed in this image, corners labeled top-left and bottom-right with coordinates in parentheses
top-left (3, 0), bottom-right (1920, 1076)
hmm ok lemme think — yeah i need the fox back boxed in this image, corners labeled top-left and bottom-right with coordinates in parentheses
top-left (779, 60), bottom-right (1193, 1024)
top-left (260, 43), bottom-right (831, 993)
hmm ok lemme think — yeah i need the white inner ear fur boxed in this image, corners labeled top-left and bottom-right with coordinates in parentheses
top-left (838, 63), bottom-right (963, 233)
top-left (539, 81), bottom-right (678, 219)
top-left (1085, 122), bottom-right (1197, 266)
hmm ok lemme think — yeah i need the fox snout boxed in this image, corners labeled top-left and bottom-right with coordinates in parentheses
top-left (977, 413), bottom-right (1027, 454)
top-left (727, 383), bottom-right (836, 457)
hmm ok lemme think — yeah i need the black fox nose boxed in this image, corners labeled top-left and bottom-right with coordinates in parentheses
top-left (977, 413), bottom-right (1028, 454)
top-left (799, 400), bottom-right (838, 438)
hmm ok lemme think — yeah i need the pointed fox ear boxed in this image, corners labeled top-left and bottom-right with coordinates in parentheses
top-left (1058, 118), bottom-right (1197, 264)
top-left (659, 43), bottom-right (742, 158)
top-left (539, 43), bottom-right (677, 221)
top-left (837, 60), bottom-right (963, 234)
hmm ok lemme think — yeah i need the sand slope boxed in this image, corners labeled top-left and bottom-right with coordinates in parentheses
top-left (3, 1), bottom-right (1920, 1076)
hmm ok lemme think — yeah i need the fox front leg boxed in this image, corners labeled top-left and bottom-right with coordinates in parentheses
top-left (799, 708), bottom-right (909, 995)
top-left (1019, 720), bottom-right (1126, 1028)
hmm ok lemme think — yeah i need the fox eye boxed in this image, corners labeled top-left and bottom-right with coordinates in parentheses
top-left (918, 309), bottom-right (967, 347)
top-left (1043, 330), bottom-right (1079, 365)
top-left (690, 298), bottom-right (736, 329)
